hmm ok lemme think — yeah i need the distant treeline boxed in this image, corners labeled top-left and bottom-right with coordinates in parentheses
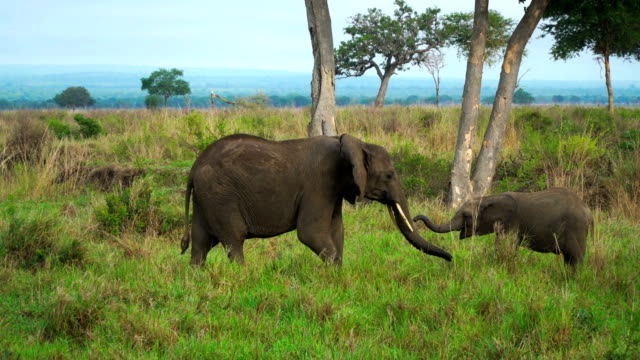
top-left (1, 93), bottom-right (640, 110)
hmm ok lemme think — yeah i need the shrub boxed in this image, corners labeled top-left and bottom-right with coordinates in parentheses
top-left (95, 180), bottom-right (181, 236)
top-left (180, 111), bottom-right (222, 153)
top-left (73, 114), bottom-right (103, 139)
top-left (0, 206), bottom-right (85, 269)
top-left (145, 95), bottom-right (163, 110)
top-left (48, 118), bottom-right (73, 139)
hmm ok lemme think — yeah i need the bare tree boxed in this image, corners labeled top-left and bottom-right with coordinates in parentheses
top-left (305, 0), bottom-right (337, 136)
top-left (417, 51), bottom-right (446, 107)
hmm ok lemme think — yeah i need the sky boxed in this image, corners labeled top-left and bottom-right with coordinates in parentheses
top-left (1, 0), bottom-right (638, 81)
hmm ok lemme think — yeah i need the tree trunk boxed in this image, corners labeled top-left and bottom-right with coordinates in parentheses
top-left (604, 52), bottom-right (614, 114)
top-left (434, 73), bottom-right (441, 108)
top-left (164, 95), bottom-right (169, 107)
top-left (374, 71), bottom-right (393, 108)
top-left (471, 0), bottom-right (550, 197)
top-left (448, 0), bottom-right (489, 209)
top-left (305, 0), bottom-right (337, 137)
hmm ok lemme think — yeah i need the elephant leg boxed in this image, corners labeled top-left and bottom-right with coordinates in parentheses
top-left (221, 235), bottom-right (246, 264)
top-left (297, 217), bottom-right (339, 264)
top-left (190, 208), bottom-right (214, 266)
top-left (561, 233), bottom-right (585, 268)
top-left (329, 201), bottom-right (344, 266)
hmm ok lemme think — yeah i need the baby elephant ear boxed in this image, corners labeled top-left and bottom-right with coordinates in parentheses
top-left (339, 134), bottom-right (367, 203)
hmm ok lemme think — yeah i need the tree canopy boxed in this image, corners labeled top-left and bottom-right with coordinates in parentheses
top-left (140, 68), bottom-right (191, 107)
top-left (335, 0), bottom-right (442, 107)
top-left (441, 10), bottom-right (515, 67)
top-left (53, 86), bottom-right (96, 108)
top-left (513, 88), bottom-right (535, 104)
top-left (542, 0), bottom-right (640, 112)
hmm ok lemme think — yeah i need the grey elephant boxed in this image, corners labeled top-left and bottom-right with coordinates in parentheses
top-left (180, 133), bottom-right (452, 266)
top-left (413, 187), bottom-right (593, 267)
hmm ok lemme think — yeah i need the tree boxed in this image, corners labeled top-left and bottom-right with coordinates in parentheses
top-left (145, 95), bottom-right (162, 110)
top-left (305, 0), bottom-right (337, 136)
top-left (53, 86), bottom-right (96, 109)
top-left (417, 51), bottom-right (445, 107)
top-left (140, 68), bottom-right (191, 107)
top-left (513, 88), bottom-right (535, 104)
top-left (442, 9), bottom-right (515, 66)
top-left (335, 0), bottom-right (442, 107)
top-left (551, 95), bottom-right (565, 103)
top-left (448, 0), bottom-right (550, 208)
top-left (542, 0), bottom-right (640, 114)
top-left (445, 4), bottom-right (515, 209)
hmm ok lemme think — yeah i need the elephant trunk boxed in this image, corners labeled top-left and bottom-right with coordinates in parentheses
top-left (387, 198), bottom-right (452, 262)
top-left (413, 214), bottom-right (461, 234)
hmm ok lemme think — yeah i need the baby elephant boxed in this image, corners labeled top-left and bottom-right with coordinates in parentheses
top-left (414, 187), bottom-right (593, 267)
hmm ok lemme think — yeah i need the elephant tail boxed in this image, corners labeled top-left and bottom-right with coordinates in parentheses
top-left (180, 176), bottom-right (193, 255)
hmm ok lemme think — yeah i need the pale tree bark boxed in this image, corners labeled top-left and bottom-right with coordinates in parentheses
top-left (604, 52), bottom-right (614, 114)
top-left (471, 0), bottom-right (550, 197)
top-left (448, 0), bottom-right (489, 209)
top-left (305, 0), bottom-right (337, 137)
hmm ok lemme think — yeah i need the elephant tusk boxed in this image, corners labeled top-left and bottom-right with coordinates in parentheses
top-left (387, 205), bottom-right (398, 227)
top-left (395, 202), bottom-right (414, 232)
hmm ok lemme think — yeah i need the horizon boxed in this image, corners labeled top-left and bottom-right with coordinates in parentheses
top-left (2, 0), bottom-right (639, 83)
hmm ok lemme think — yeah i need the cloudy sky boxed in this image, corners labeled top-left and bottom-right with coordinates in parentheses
top-left (1, 0), bottom-right (638, 81)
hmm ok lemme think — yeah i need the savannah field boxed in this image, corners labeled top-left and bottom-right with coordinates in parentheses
top-left (0, 106), bottom-right (639, 359)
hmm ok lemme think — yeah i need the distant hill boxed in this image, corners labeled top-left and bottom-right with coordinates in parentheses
top-left (1, 64), bottom-right (639, 102)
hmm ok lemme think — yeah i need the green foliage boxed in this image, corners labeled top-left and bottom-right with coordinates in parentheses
top-left (47, 114), bottom-right (104, 139)
top-left (0, 206), bottom-right (85, 269)
top-left (95, 184), bottom-right (152, 235)
top-left (94, 180), bottom-right (181, 236)
top-left (441, 10), bottom-right (515, 67)
top-left (392, 143), bottom-right (450, 199)
top-left (140, 68), bottom-right (191, 106)
top-left (513, 88), bottom-right (535, 105)
top-left (47, 118), bottom-right (73, 139)
top-left (619, 129), bottom-right (640, 152)
top-left (542, 1), bottom-right (640, 62)
top-left (144, 95), bottom-right (162, 109)
top-left (73, 114), bottom-right (103, 138)
top-left (180, 111), bottom-right (227, 153)
top-left (53, 86), bottom-right (96, 108)
top-left (335, 0), bottom-right (442, 105)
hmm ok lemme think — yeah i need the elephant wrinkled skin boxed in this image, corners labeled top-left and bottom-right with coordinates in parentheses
top-left (181, 133), bottom-right (452, 266)
top-left (414, 187), bottom-right (593, 267)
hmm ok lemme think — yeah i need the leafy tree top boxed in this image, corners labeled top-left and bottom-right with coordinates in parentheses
top-left (441, 10), bottom-right (515, 67)
top-left (140, 68), bottom-right (191, 101)
top-left (513, 88), bottom-right (535, 104)
top-left (335, 0), bottom-right (443, 79)
top-left (541, 0), bottom-right (640, 61)
top-left (53, 86), bottom-right (96, 108)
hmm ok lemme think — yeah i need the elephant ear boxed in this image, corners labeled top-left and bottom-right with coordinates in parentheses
top-left (339, 134), bottom-right (368, 204)
top-left (480, 194), bottom-right (516, 227)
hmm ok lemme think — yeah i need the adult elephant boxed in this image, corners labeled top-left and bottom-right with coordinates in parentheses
top-left (181, 134), bottom-right (452, 266)
top-left (413, 187), bottom-right (593, 267)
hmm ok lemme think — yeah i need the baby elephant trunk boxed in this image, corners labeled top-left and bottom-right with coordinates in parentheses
top-left (413, 214), bottom-right (461, 233)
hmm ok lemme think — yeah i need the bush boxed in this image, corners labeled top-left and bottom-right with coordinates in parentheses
top-left (145, 95), bottom-right (163, 110)
top-left (0, 206), bottom-right (86, 269)
top-left (48, 118), bottom-right (73, 139)
top-left (73, 114), bottom-right (103, 139)
top-left (95, 180), bottom-right (181, 236)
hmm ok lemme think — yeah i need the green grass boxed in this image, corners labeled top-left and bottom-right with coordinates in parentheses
top-left (1, 106), bottom-right (639, 358)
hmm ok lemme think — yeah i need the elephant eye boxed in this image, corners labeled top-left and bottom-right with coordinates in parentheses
top-left (385, 172), bottom-right (393, 180)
